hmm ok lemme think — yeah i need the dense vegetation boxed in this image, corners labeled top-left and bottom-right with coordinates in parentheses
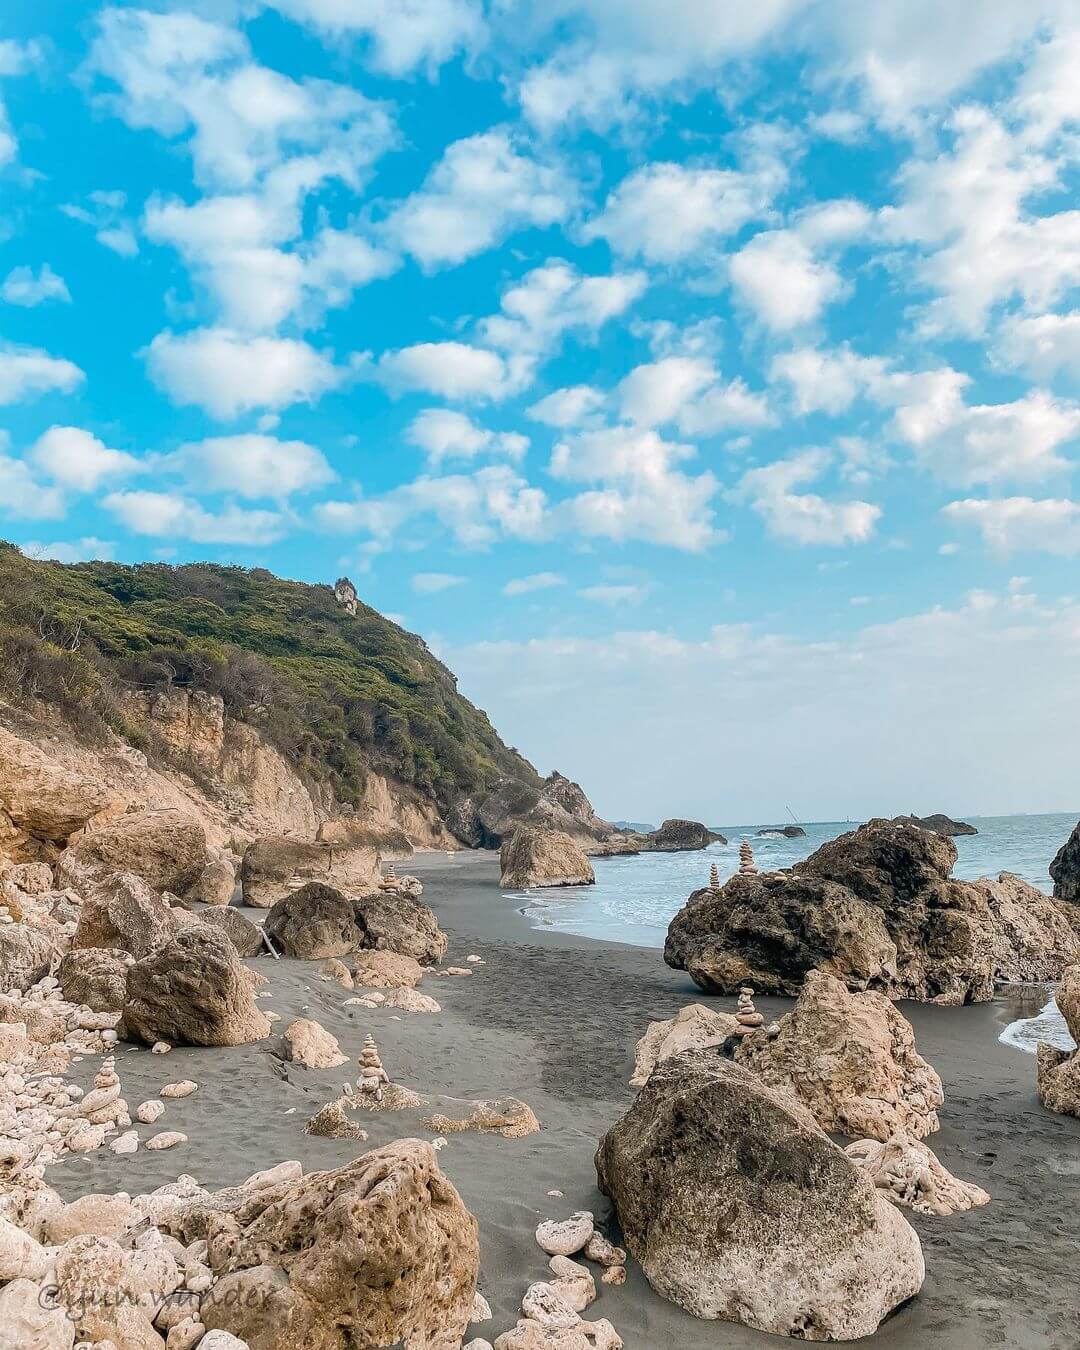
top-left (0, 541), bottom-right (537, 810)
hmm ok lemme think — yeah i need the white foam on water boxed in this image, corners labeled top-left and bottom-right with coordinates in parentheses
top-left (999, 996), bottom-right (1076, 1055)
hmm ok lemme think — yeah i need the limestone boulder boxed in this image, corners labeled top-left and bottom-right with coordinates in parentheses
top-left (976, 872), bottom-right (1079, 980)
top-left (58, 946), bottom-right (132, 1013)
top-left (198, 905), bottom-right (264, 958)
top-left (123, 926), bottom-right (271, 1047)
top-left (1050, 821), bottom-right (1080, 903)
top-left (352, 888), bottom-right (447, 965)
top-left (595, 1050), bottom-right (924, 1340)
top-left (667, 818), bottom-right (1078, 1003)
top-left (0, 722), bottom-right (126, 849)
top-left (0, 1277), bottom-right (75, 1350)
top-left (630, 1004), bottom-right (739, 1087)
top-left (57, 807), bottom-right (208, 897)
top-left (1036, 962), bottom-right (1080, 1117)
top-left (0, 923), bottom-right (57, 994)
top-left (845, 1133), bottom-right (990, 1215)
top-left (263, 882), bottom-right (364, 959)
top-left (280, 1017), bottom-right (347, 1069)
top-left (190, 854), bottom-right (237, 906)
top-left (194, 1139), bottom-right (479, 1350)
top-left (71, 871), bottom-right (177, 959)
top-left (240, 835), bottom-right (378, 908)
top-left (1, 861), bottom-right (54, 894)
top-left (734, 971), bottom-right (944, 1140)
top-left (500, 827), bottom-right (595, 889)
top-left (351, 949), bottom-right (424, 989)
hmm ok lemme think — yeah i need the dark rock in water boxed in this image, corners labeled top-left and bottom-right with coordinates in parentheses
top-left (594, 1050), bottom-right (924, 1339)
top-left (756, 825), bottom-right (807, 838)
top-left (643, 819), bottom-right (727, 851)
top-left (1050, 820), bottom-right (1080, 905)
top-left (665, 817), bottom-right (1080, 1004)
top-left (894, 813), bottom-right (977, 837)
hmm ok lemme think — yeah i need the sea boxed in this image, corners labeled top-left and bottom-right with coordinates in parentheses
top-left (510, 811), bottom-right (1080, 1054)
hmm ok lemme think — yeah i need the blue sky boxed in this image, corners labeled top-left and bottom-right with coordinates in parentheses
top-left (1, 2), bottom-right (1079, 822)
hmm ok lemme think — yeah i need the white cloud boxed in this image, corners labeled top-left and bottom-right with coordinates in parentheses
top-left (412, 571), bottom-right (466, 594)
top-left (0, 38), bottom-right (42, 166)
top-left (145, 328), bottom-right (341, 418)
top-left (29, 427), bottom-right (139, 492)
top-left (1, 265), bottom-right (71, 307)
top-left (503, 571), bottom-right (565, 596)
top-left (527, 385), bottom-right (605, 429)
top-left (406, 409), bottom-right (527, 464)
top-left (616, 356), bottom-right (773, 436)
top-left (995, 311), bottom-right (1080, 382)
top-left (266, 0), bottom-right (484, 75)
top-left (579, 583), bottom-right (646, 604)
top-left (103, 490), bottom-right (286, 544)
top-left (881, 106), bottom-right (1080, 336)
top-left (769, 345), bottom-right (889, 415)
top-left (0, 456), bottom-right (65, 520)
top-left (61, 191), bottom-right (139, 257)
top-left (315, 464), bottom-right (548, 547)
top-left (383, 129), bottom-right (575, 269)
top-left (374, 342), bottom-right (510, 402)
top-left (165, 434), bottom-right (336, 498)
top-left (1011, 28), bottom-right (1080, 145)
top-left (88, 7), bottom-right (395, 192)
top-left (943, 497), bottom-right (1080, 556)
top-left (0, 345), bottom-right (84, 406)
top-left (729, 229), bottom-right (845, 330)
top-left (19, 537), bottom-right (115, 563)
top-left (737, 449), bottom-right (881, 545)
top-left (583, 160), bottom-right (783, 263)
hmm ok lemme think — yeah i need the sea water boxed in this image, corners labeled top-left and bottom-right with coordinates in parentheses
top-left (512, 811), bottom-right (1080, 1053)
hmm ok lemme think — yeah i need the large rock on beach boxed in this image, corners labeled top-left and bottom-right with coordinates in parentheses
top-left (194, 1139), bottom-right (479, 1350)
top-left (1050, 820), bottom-right (1080, 906)
top-left (630, 1004), bottom-right (739, 1087)
top-left (595, 1050), bottom-right (924, 1339)
top-left (666, 818), bottom-right (1078, 1003)
top-left (199, 904), bottom-right (265, 958)
top-left (71, 871), bottom-right (176, 959)
top-left (733, 971), bottom-right (944, 1140)
top-left (643, 819), bottom-right (725, 851)
top-left (190, 853), bottom-right (237, 906)
top-left (0, 722), bottom-right (126, 853)
top-left (500, 826), bottom-right (596, 888)
top-left (123, 925), bottom-right (271, 1047)
top-left (449, 771), bottom-right (618, 850)
top-left (0, 924), bottom-right (57, 994)
top-left (1036, 962), bottom-right (1080, 1118)
top-left (56, 806), bottom-right (208, 896)
top-left (240, 834), bottom-right (379, 908)
top-left (264, 881), bottom-right (448, 965)
top-left (58, 946), bottom-right (131, 1012)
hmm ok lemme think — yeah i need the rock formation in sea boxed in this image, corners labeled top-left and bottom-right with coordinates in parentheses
top-left (732, 971), bottom-right (945, 1140)
top-left (756, 824), bottom-right (807, 837)
top-left (595, 1050), bottom-right (924, 1339)
top-left (845, 1133), bottom-right (990, 1215)
top-left (1050, 820), bottom-right (1080, 911)
top-left (500, 826), bottom-right (596, 888)
top-left (894, 813), bottom-right (978, 837)
top-left (641, 819), bottom-right (726, 852)
top-left (1036, 962), bottom-right (1080, 1117)
top-left (666, 818), bottom-right (1080, 1003)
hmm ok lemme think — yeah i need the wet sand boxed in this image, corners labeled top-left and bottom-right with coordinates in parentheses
top-left (51, 851), bottom-right (1080, 1349)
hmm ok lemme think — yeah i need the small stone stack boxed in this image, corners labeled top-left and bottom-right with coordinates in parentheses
top-left (739, 840), bottom-right (756, 875)
top-left (709, 863), bottom-right (721, 895)
top-left (75, 1055), bottom-right (129, 1128)
top-left (358, 1035), bottom-right (389, 1096)
top-left (380, 862), bottom-right (398, 891)
top-left (735, 986), bottom-right (764, 1037)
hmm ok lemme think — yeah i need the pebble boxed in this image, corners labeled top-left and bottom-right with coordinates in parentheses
top-left (535, 1212), bottom-right (594, 1257)
top-left (137, 1100), bottom-right (166, 1124)
top-left (161, 1081), bottom-right (197, 1099)
top-left (152, 1041), bottom-right (172, 1054)
top-left (111, 1131), bottom-right (139, 1155)
top-left (146, 1131), bottom-right (187, 1150)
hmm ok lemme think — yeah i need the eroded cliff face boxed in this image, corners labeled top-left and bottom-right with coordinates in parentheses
top-left (0, 692), bottom-right (459, 868)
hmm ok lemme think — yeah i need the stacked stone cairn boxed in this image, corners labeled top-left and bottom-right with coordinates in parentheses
top-left (738, 840), bottom-right (756, 875)
top-left (380, 862), bottom-right (398, 891)
top-left (358, 1034), bottom-right (389, 1098)
top-left (709, 863), bottom-right (721, 895)
top-left (734, 987), bottom-right (764, 1037)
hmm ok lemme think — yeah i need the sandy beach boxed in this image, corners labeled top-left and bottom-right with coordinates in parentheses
top-left (40, 849), bottom-right (1080, 1350)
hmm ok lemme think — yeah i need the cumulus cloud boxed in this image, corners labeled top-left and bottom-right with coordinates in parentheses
top-left (736, 449), bottom-right (881, 545)
top-left (0, 345), bottom-right (84, 406)
top-left (266, 0), bottom-right (484, 76)
top-left (373, 342), bottom-right (511, 402)
top-left (164, 434), bottom-right (336, 498)
top-left (411, 570), bottom-right (466, 594)
top-left (527, 385), bottom-right (606, 429)
top-left (503, 571), bottom-right (565, 596)
top-left (1, 265), bottom-right (71, 307)
top-left (29, 427), bottom-right (139, 492)
top-left (19, 538), bottom-right (115, 563)
top-left (103, 490), bottom-right (286, 544)
top-left (579, 582), bottom-right (647, 604)
top-left (995, 311), bottom-right (1080, 382)
top-left (0, 455), bottom-right (65, 520)
top-left (769, 345), bottom-right (890, 415)
top-left (729, 230), bottom-right (845, 331)
top-left (61, 191), bottom-right (139, 257)
top-left (383, 129), bottom-right (575, 269)
top-left (145, 328), bottom-right (342, 418)
top-left (943, 496), bottom-right (1080, 556)
top-left (616, 356), bottom-right (773, 436)
top-left (406, 410), bottom-right (527, 464)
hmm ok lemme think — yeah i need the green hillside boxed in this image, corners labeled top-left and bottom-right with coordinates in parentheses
top-left (0, 542), bottom-right (537, 811)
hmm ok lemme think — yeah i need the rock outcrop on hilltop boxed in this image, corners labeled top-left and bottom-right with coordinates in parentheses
top-left (895, 813), bottom-right (978, 837)
top-left (1036, 962), bottom-right (1080, 1117)
top-left (666, 818), bottom-right (1080, 1003)
top-left (733, 971), bottom-right (945, 1140)
top-left (642, 819), bottom-right (726, 851)
top-left (595, 1051), bottom-right (924, 1340)
top-left (500, 826), bottom-right (596, 888)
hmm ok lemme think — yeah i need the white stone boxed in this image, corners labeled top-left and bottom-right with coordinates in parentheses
top-left (146, 1131), bottom-right (187, 1150)
top-left (137, 1100), bottom-right (165, 1124)
top-left (160, 1081), bottom-right (197, 1100)
top-left (521, 1281), bottom-right (580, 1330)
top-left (535, 1211), bottom-right (594, 1257)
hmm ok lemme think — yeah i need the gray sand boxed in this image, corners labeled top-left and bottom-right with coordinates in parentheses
top-left (51, 851), bottom-right (1080, 1349)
